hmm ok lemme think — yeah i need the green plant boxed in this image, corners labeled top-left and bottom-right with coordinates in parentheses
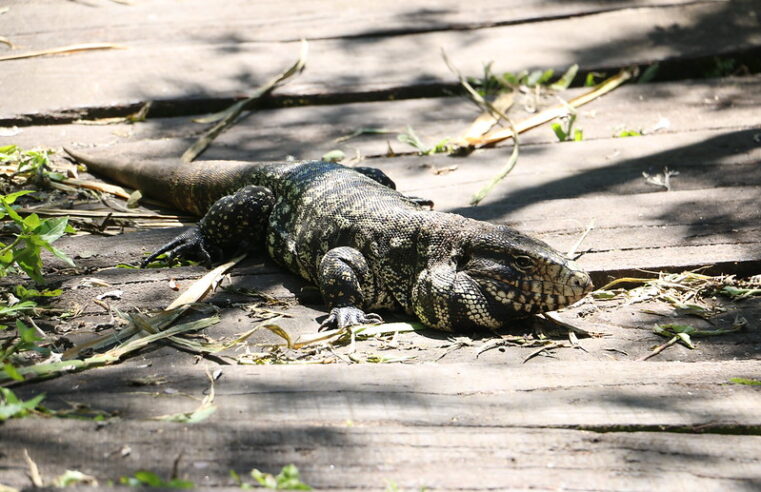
top-left (0, 190), bottom-right (75, 284)
top-left (551, 113), bottom-right (583, 142)
top-left (119, 471), bottom-right (194, 489)
top-left (614, 129), bottom-right (642, 138)
top-left (1, 319), bottom-right (48, 379)
top-left (397, 127), bottom-right (451, 155)
top-left (467, 63), bottom-right (578, 97)
top-left (0, 387), bottom-right (45, 420)
top-left (0, 145), bottom-right (66, 185)
top-left (231, 465), bottom-right (312, 490)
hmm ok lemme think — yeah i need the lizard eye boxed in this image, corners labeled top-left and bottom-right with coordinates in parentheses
top-left (454, 251), bottom-right (471, 270)
top-left (514, 255), bottom-right (535, 272)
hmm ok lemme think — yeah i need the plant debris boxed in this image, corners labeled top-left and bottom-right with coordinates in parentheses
top-left (0, 43), bottom-right (124, 62)
top-left (183, 39), bottom-right (308, 162)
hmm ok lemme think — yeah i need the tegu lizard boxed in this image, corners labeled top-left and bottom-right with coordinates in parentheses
top-left (65, 148), bottom-right (593, 331)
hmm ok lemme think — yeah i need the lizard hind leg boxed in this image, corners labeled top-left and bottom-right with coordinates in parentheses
top-left (317, 246), bottom-right (384, 330)
top-left (353, 166), bottom-right (434, 209)
top-left (142, 185), bottom-right (275, 267)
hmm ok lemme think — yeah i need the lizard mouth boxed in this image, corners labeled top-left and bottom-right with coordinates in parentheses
top-left (411, 258), bottom-right (593, 332)
top-left (460, 267), bottom-right (592, 324)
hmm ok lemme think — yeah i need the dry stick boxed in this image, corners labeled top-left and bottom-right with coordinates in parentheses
top-left (567, 219), bottom-right (595, 258)
top-left (465, 67), bottom-right (636, 147)
top-left (638, 336), bottom-right (679, 361)
top-left (0, 43), bottom-right (124, 62)
top-left (18, 207), bottom-right (188, 220)
top-left (542, 311), bottom-right (607, 338)
top-left (182, 39), bottom-right (308, 162)
top-left (441, 50), bottom-right (521, 206)
top-left (522, 342), bottom-right (564, 363)
top-left (23, 449), bottom-right (43, 487)
top-left (0, 36), bottom-right (15, 49)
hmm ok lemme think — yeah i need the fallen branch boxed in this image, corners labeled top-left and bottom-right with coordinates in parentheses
top-left (182, 39), bottom-right (308, 162)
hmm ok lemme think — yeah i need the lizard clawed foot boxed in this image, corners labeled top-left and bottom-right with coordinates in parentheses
top-left (319, 306), bottom-right (384, 331)
top-left (142, 228), bottom-right (217, 268)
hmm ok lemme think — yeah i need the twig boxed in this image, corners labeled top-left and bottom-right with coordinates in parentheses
top-left (465, 67), bottom-right (636, 147)
top-left (0, 43), bottom-right (124, 62)
top-left (567, 219), bottom-right (595, 258)
top-left (441, 50), bottom-right (521, 206)
top-left (23, 449), bottom-right (43, 487)
top-left (182, 39), bottom-right (308, 162)
top-left (541, 312), bottom-right (606, 338)
top-left (523, 342), bottom-right (564, 363)
top-left (638, 336), bottom-right (679, 361)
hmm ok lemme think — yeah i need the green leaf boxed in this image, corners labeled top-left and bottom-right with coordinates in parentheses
top-left (1, 190), bottom-right (34, 205)
top-left (0, 144), bottom-right (18, 155)
top-left (252, 469), bottom-right (278, 489)
top-left (551, 123), bottom-right (567, 141)
top-left (126, 189), bottom-right (143, 209)
top-left (14, 285), bottom-right (61, 299)
top-left (165, 478), bottom-right (195, 489)
top-left (44, 243), bottom-right (76, 268)
top-left (133, 471), bottom-right (164, 487)
top-left (0, 300), bottom-right (37, 317)
top-left (573, 128), bottom-right (584, 141)
top-left (0, 388), bottom-right (45, 420)
top-left (585, 72), bottom-right (606, 87)
top-left (35, 216), bottom-right (69, 243)
top-left (2, 363), bottom-right (24, 381)
top-left (615, 129), bottom-right (642, 138)
top-left (22, 213), bottom-right (41, 231)
top-left (2, 200), bottom-right (24, 223)
top-left (638, 63), bottom-right (660, 84)
top-left (53, 470), bottom-right (98, 487)
top-left (13, 242), bottom-right (44, 284)
top-left (16, 319), bottom-right (41, 344)
top-left (526, 69), bottom-right (552, 86)
top-left (321, 150), bottom-right (345, 162)
top-left (550, 64), bottom-right (578, 91)
top-left (0, 247), bottom-right (13, 266)
top-left (275, 464), bottom-right (312, 490)
top-left (729, 377), bottom-right (761, 386)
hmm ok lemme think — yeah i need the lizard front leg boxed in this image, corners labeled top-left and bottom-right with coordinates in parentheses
top-left (142, 185), bottom-right (275, 267)
top-left (317, 246), bottom-right (383, 330)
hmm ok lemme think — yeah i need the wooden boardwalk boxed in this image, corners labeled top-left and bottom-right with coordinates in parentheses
top-left (2, 1), bottom-right (761, 490)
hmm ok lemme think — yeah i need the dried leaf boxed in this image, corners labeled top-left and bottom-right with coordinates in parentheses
top-left (165, 254), bottom-right (246, 310)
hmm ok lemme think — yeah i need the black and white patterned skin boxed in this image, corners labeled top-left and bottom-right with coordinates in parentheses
top-left (66, 149), bottom-right (593, 332)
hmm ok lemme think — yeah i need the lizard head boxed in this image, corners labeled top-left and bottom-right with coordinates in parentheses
top-left (411, 222), bottom-right (593, 331)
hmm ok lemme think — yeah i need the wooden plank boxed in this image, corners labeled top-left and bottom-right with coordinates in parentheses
top-left (48, 124), bottom-right (761, 277)
top-left (11, 74), bottom-right (761, 157)
top-left (12, 360), bottom-right (761, 426)
top-left (2, 0), bottom-right (725, 45)
top-left (1, 422), bottom-right (759, 490)
top-left (2, 361), bottom-right (759, 489)
top-left (3, 2), bottom-right (760, 120)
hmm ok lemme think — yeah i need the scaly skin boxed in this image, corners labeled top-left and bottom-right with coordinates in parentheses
top-left (65, 149), bottom-right (593, 331)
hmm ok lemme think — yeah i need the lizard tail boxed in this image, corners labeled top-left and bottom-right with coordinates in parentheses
top-left (64, 147), bottom-right (257, 216)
